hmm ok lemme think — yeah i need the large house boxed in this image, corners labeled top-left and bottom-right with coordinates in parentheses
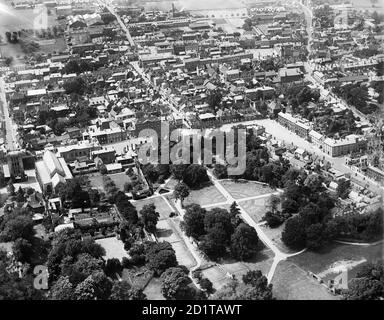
top-left (35, 150), bottom-right (73, 193)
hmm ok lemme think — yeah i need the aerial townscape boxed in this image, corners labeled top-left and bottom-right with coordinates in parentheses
top-left (0, 0), bottom-right (383, 302)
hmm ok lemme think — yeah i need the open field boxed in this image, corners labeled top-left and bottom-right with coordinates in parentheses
top-left (143, 277), bottom-right (164, 300)
top-left (95, 237), bottom-right (129, 261)
top-left (290, 242), bottom-right (384, 284)
top-left (238, 197), bottom-right (269, 223)
top-left (219, 180), bottom-right (274, 199)
top-left (271, 260), bottom-right (338, 300)
top-left (134, 196), bottom-right (172, 220)
top-left (184, 184), bottom-right (226, 207)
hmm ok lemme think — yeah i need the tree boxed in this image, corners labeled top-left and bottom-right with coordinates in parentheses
top-left (104, 258), bottom-right (122, 277)
top-left (140, 203), bottom-right (160, 234)
top-left (63, 77), bottom-right (86, 95)
top-left (345, 277), bottom-right (383, 300)
top-left (281, 216), bottom-right (306, 250)
top-left (12, 238), bottom-right (33, 263)
top-left (182, 204), bottom-right (206, 239)
top-left (230, 223), bottom-right (259, 260)
top-left (336, 178), bottom-right (351, 199)
top-left (7, 181), bottom-right (15, 196)
top-left (64, 60), bottom-right (80, 74)
top-left (200, 278), bottom-right (214, 294)
top-left (241, 270), bottom-right (274, 300)
top-left (90, 271), bottom-right (113, 299)
top-left (58, 178), bottom-right (90, 209)
top-left (305, 223), bottom-right (326, 250)
top-left (5, 56), bottom-right (13, 66)
top-left (212, 271), bottom-right (274, 300)
top-left (0, 214), bottom-right (35, 242)
top-left (183, 164), bottom-right (209, 188)
top-left (170, 164), bottom-right (188, 181)
top-left (213, 164), bottom-right (228, 179)
top-left (110, 281), bottom-right (146, 300)
top-left (61, 253), bottom-right (104, 285)
top-left (0, 251), bottom-right (43, 300)
top-left (174, 182), bottom-right (190, 205)
top-left (229, 202), bottom-right (242, 228)
top-left (207, 89), bottom-right (222, 111)
top-left (199, 228), bottom-right (228, 261)
top-left (74, 277), bottom-right (97, 300)
top-left (49, 276), bottom-right (74, 300)
top-left (204, 208), bottom-right (233, 241)
top-left (161, 266), bottom-right (194, 300)
top-left (99, 164), bottom-right (107, 175)
top-left (145, 241), bottom-right (178, 276)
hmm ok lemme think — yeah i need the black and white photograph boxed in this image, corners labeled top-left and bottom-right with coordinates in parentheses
top-left (0, 0), bottom-right (383, 307)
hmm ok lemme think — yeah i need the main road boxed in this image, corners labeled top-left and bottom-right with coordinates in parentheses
top-left (0, 76), bottom-right (18, 151)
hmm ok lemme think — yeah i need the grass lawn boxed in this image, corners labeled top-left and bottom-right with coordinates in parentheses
top-left (201, 266), bottom-right (228, 291)
top-left (184, 184), bottom-right (226, 207)
top-left (143, 277), bottom-right (164, 300)
top-left (95, 237), bottom-right (129, 261)
top-left (156, 219), bottom-right (182, 243)
top-left (219, 180), bottom-right (274, 199)
top-left (157, 217), bottom-right (197, 269)
top-left (122, 266), bottom-right (153, 290)
top-left (134, 196), bottom-right (173, 220)
top-left (271, 260), bottom-right (338, 300)
top-left (238, 197), bottom-right (268, 223)
top-left (260, 222), bottom-right (297, 254)
top-left (164, 178), bottom-right (178, 190)
top-left (289, 242), bottom-right (384, 284)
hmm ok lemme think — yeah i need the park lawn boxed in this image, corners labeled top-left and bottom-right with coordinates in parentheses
top-left (201, 266), bottom-right (229, 291)
top-left (289, 242), bottom-right (384, 284)
top-left (156, 219), bottom-right (181, 243)
top-left (122, 267), bottom-right (153, 290)
top-left (184, 184), bottom-right (226, 207)
top-left (238, 197), bottom-right (269, 223)
top-left (219, 180), bottom-right (274, 199)
top-left (143, 277), bottom-right (164, 300)
top-left (134, 196), bottom-right (173, 220)
top-left (95, 237), bottom-right (129, 261)
top-left (271, 260), bottom-right (338, 300)
top-left (163, 178), bottom-right (178, 190)
top-left (162, 217), bottom-right (197, 269)
top-left (260, 222), bottom-right (298, 255)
